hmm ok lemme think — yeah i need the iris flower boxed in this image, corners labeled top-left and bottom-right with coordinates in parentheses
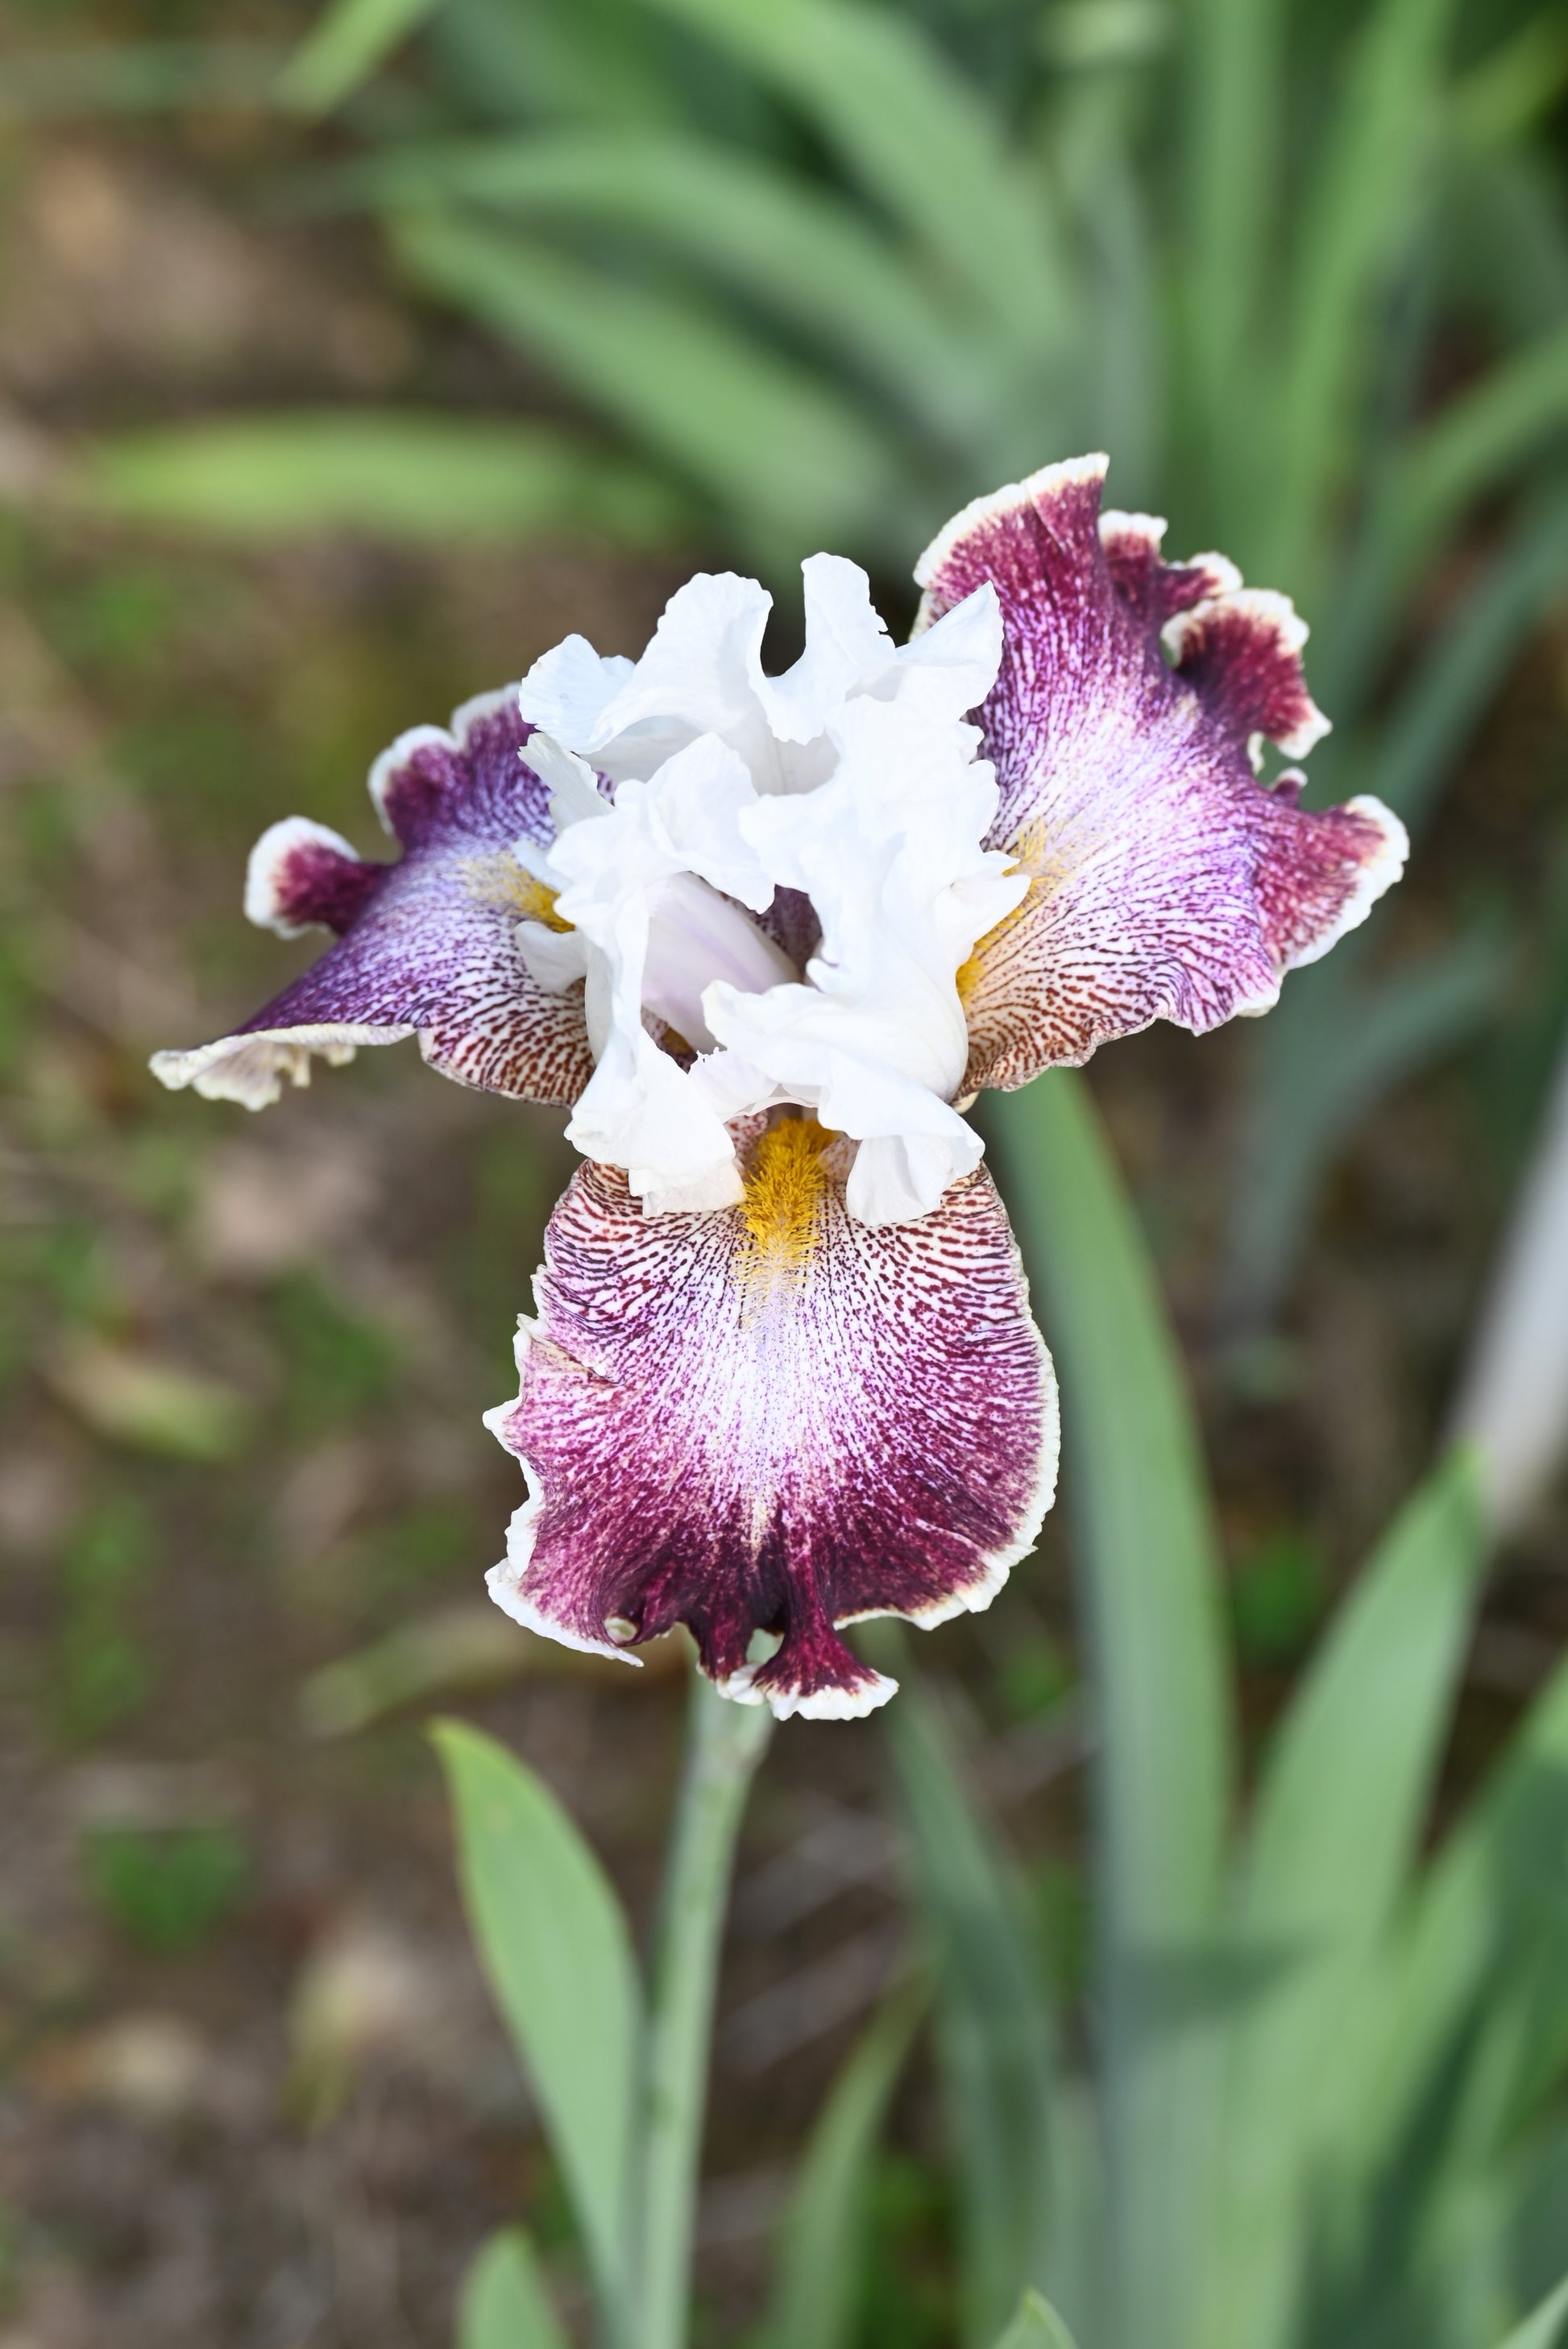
top-left (155, 457), bottom-right (1405, 1719)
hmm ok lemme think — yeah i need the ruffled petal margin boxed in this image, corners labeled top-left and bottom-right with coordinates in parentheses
top-left (484, 1119), bottom-right (1059, 1720)
top-left (151, 691), bottom-right (594, 1110)
top-left (914, 458), bottom-right (1408, 1094)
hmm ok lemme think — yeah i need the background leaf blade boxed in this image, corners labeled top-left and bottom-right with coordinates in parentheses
top-left (458, 2227), bottom-right (570, 2349)
top-left (989, 1072), bottom-right (1234, 2349)
top-left (431, 1719), bottom-right (640, 2328)
top-left (764, 1982), bottom-right (925, 2349)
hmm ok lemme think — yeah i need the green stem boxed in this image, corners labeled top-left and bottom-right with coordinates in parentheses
top-left (633, 1670), bottom-right (772, 2349)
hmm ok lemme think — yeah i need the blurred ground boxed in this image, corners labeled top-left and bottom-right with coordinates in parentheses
top-left (1, 52), bottom-right (1566, 2349)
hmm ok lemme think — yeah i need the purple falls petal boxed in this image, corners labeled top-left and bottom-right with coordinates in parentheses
top-left (485, 1120), bottom-right (1059, 1721)
top-left (151, 688), bottom-right (592, 1110)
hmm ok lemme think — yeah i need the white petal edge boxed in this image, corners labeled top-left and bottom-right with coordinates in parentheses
top-left (244, 816), bottom-right (363, 938)
top-left (149, 1022), bottom-right (400, 1108)
top-left (367, 683), bottom-right (524, 836)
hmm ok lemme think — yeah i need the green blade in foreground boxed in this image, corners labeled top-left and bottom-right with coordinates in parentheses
top-left (763, 1981), bottom-right (925, 2349)
top-left (313, 129), bottom-right (987, 454)
top-left (988, 1072), bottom-right (1234, 2349)
top-left (1263, 0), bottom-right (1461, 601)
top-left (67, 413), bottom-right (693, 549)
top-left (458, 2227), bottom-right (570, 2349)
top-left (1225, 485), bottom-right (1568, 1326)
top-left (1338, 1648), bottom-right (1568, 2272)
top-left (1495, 2273), bottom-right (1568, 2349)
top-left (1200, 1450), bottom-right (1486, 2349)
top-left (881, 1669), bottom-right (1072, 2347)
top-left (991, 2287), bottom-right (1083, 2349)
top-left (278, 0), bottom-right (444, 113)
top-left (431, 1720), bottom-right (639, 2335)
top-left (1180, 0), bottom-right (1287, 541)
top-left (641, 0), bottom-right (1069, 355)
top-left (395, 212), bottom-right (904, 568)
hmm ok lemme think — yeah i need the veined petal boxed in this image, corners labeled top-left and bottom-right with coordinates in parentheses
top-left (151, 690), bottom-right (593, 1110)
top-left (244, 816), bottom-right (384, 939)
top-left (914, 458), bottom-right (1408, 1093)
top-left (485, 1120), bottom-right (1058, 1720)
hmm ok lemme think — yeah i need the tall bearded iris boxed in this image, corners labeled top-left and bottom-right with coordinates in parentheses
top-left (154, 456), bottom-right (1406, 1719)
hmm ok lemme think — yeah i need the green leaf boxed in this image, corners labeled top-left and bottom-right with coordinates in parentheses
top-left (0, 40), bottom-right (284, 119)
top-left (1200, 1451), bottom-right (1487, 2349)
top-left (1351, 483), bottom-right (1568, 832)
top-left (1265, 0), bottom-right (1461, 598)
top-left (988, 1072), bottom-right (1232, 2349)
top-left (1226, 485), bottom-right (1568, 1325)
top-left (1385, 325), bottom-right (1568, 584)
top-left (763, 1982), bottom-right (925, 2349)
top-left (1335, 331), bottom-right (1568, 686)
top-left (304, 131), bottom-right (990, 453)
top-left (395, 211), bottom-right (906, 567)
top-left (1495, 2274), bottom-right (1568, 2349)
top-left (429, 0), bottom-right (687, 129)
top-left (1339, 1649), bottom-right (1568, 2272)
top-left (458, 2227), bottom-right (570, 2349)
top-left (277, 0), bottom-right (448, 114)
top-left (880, 1670), bottom-right (1076, 2347)
top-left (990, 2288), bottom-right (1082, 2349)
top-left (639, 0), bottom-right (1069, 355)
top-left (46, 1338), bottom-right (252, 1461)
top-left (1454, 14), bottom-right (1568, 153)
top-left (64, 412), bottom-right (694, 549)
top-left (1222, 925), bottom-right (1507, 1327)
top-left (1180, 0), bottom-right (1287, 532)
top-left (430, 1720), bottom-right (639, 2329)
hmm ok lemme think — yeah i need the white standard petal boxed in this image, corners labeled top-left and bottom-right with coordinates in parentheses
top-left (754, 554), bottom-right (897, 745)
top-left (889, 582), bottom-right (1002, 725)
top-left (518, 562), bottom-right (1003, 806)
top-left (542, 733), bottom-right (795, 1210)
top-left (516, 638), bottom-right (634, 748)
top-left (526, 574), bottom-right (775, 786)
top-left (704, 696), bottom-right (1027, 1222)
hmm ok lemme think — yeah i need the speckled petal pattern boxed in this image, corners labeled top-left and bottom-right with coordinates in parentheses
top-left (151, 690), bottom-right (593, 1110)
top-left (485, 1118), bottom-right (1058, 1720)
top-left (914, 458), bottom-right (1407, 1095)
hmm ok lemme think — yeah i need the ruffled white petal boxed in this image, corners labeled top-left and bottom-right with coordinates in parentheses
top-left (527, 733), bottom-right (792, 1208)
top-left (703, 698), bottom-right (1027, 1222)
top-left (513, 638), bottom-right (634, 754)
top-left (520, 558), bottom-right (1003, 800)
top-left (512, 556), bottom-right (1011, 1229)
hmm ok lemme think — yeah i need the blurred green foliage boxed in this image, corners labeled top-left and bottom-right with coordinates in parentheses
top-left (83, 1822), bottom-right (250, 1953)
top-left (1229, 1528), bottom-right (1329, 1666)
top-left (270, 1272), bottom-right (399, 1430)
top-left (857, 2152), bottom-right (956, 2349)
top-left (994, 1627), bottom-right (1074, 1724)
top-left (54, 1495), bottom-right (155, 1743)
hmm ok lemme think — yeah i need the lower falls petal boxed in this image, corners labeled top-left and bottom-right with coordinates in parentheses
top-left (484, 1120), bottom-right (1059, 1721)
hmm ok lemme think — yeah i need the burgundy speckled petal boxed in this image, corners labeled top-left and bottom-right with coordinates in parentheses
top-left (246, 817), bottom-right (386, 938)
top-left (151, 689), bottom-right (593, 1110)
top-left (484, 1119), bottom-right (1058, 1721)
top-left (913, 458), bottom-right (1407, 1095)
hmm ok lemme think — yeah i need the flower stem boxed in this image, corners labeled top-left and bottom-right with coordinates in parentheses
top-left (633, 1670), bottom-right (772, 2349)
